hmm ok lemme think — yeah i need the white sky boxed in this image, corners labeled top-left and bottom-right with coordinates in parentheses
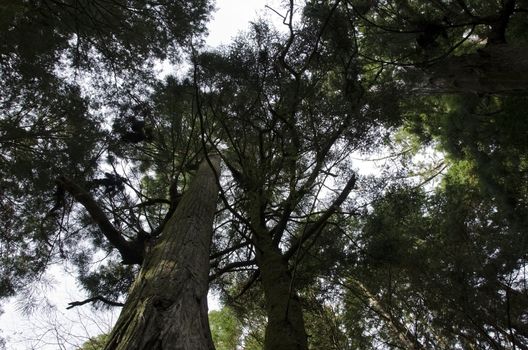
top-left (207, 1), bottom-right (283, 46)
top-left (0, 2), bottom-right (282, 349)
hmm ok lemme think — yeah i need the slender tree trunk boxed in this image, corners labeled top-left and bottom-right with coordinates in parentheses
top-left (347, 278), bottom-right (423, 349)
top-left (104, 155), bottom-right (221, 350)
top-left (254, 230), bottom-right (308, 350)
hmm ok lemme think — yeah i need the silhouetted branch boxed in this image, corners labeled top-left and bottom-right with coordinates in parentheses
top-left (56, 176), bottom-right (143, 264)
top-left (66, 295), bottom-right (124, 309)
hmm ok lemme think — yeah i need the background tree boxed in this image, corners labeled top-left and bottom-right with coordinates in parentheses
top-left (197, 5), bottom-right (402, 348)
top-left (343, 0), bottom-right (528, 94)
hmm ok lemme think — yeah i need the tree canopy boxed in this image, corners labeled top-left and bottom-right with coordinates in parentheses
top-left (1, 0), bottom-right (528, 349)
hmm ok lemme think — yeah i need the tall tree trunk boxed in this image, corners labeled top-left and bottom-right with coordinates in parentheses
top-left (104, 155), bottom-right (221, 350)
top-left (254, 230), bottom-right (308, 350)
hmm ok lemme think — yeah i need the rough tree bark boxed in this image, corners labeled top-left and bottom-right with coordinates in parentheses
top-left (254, 230), bottom-right (309, 350)
top-left (104, 155), bottom-right (221, 350)
top-left (245, 190), bottom-right (308, 350)
top-left (244, 174), bottom-right (356, 350)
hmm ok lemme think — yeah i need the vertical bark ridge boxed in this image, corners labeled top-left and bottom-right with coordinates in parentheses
top-left (104, 155), bottom-right (221, 350)
top-left (254, 229), bottom-right (309, 350)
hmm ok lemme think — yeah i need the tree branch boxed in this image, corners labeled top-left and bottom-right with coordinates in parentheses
top-left (284, 173), bottom-right (357, 260)
top-left (56, 176), bottom-right (143, 264)
top-left (66, 295), bottom-right (124, 309)
top-left (209, 259), bottom-right (257, 281)
top-left (210, 240), bottom-right (251, 260)
top-left (234, 270), bottom-right (260, 299)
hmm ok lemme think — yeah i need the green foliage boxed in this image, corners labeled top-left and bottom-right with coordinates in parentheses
top-left (0, 0), bottom-right (213, 304)
top-left (209, 306), bottom-right (264, 350)
top-left (338, 167), bottom-right (528, 348)
top-left (209, 307), bottom-right (242, 350)
top-left (363, 186), bottom-right (428, 267)
top-left (400, 95), bottom-right (528, 347)
top-left (304, 301), bottom-right (352, 350)
top-left (77, 261), bottom-right (136, 306)
top-left (409, 94), bottom-right (528, 226)
top-left (2, 0), bottom-right (528, 349)
top-left (78, 333), bottom-right (109, 350)
top-left (344, 0), bottom-right (509, 62)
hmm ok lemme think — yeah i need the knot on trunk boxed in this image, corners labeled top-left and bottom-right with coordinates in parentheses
top-left (152, 297), bottom-right (173, 311)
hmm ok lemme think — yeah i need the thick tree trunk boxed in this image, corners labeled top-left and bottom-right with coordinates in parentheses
top-left (104, 155), bottom-right (221, 350)
top-left (425, 45), bottom-right (528, 95)
top-left (254, 230), bottom-right (308, 350)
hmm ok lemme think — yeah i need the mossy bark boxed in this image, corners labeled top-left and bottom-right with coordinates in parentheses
top-left (104, 156), bottom-right (220, 350)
